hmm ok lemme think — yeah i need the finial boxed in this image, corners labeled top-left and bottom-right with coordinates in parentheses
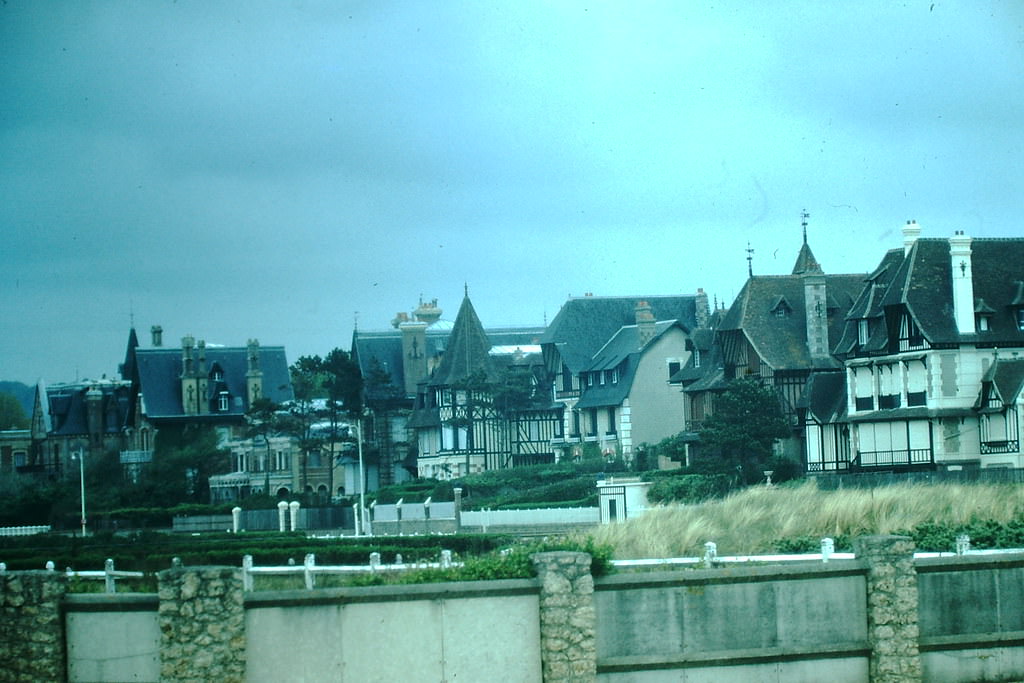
top-left (464, 282), bottom-right (469, 297)
top-left (801, 209), bottom-right (810, 245)
top-left (353, 311), bottom-right (359, 332)
top-left (746, 242), bottom-right (755, 278)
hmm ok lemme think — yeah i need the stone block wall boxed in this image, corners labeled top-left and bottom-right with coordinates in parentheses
top-left (532, 551), bottom-right (597, 683)
top-left (158, 566), bottom-right (246, 683)
top-left (0, 571), bottom-right (67, 683)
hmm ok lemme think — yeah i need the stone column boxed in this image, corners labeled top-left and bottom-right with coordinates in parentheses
top-left (158, 566), bottom-right (246, 683)
top-left (854, 535), bottom-right (922, 682)
top-left (0, 571), bottom-right (67, 682)
top-left (531, 551), bottom-right (597, 683)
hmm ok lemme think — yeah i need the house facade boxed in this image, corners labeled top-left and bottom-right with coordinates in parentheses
top-left (352, 296), bottom-right (548, 482)
top-left (572, 308), bottom-right (691, 465)
top-left (411, 294), bottom-right (559, 480)
top-left (819, 223), bottom-right (1024, 472)
top-left (680, 231), bottom-right (866, 464)
top-left (119, 327), bottom-right (301, 500)
top-left (541, 292), bottom-right (706, 465)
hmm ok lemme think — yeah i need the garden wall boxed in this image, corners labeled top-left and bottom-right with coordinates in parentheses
top-left (5, 538), bottom-right (1024, 682)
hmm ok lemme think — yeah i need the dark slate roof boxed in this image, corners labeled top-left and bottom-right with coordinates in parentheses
top-left (576, 321), bottom-right (681, 409)
top-left (719, 272), bottom-right (865, 371)
top-left (838, 238), bottom-right (1024, 352)
top-left (978, 356), bottom-right (1024, 408)
top-left (134, 346), bottom-right (293, 420)
top-left (46, 381), bottom-right (132, 437)
top-left (352, 321), bottom-right (544, 400)
top-left (792, 242), bottom-right (823, 275)
top-left (541, 295), bottom-right (698, 373)
top-left (800, 371), bottom-right (847, 424)
top-left (429, 296), bottom-right (497, 387)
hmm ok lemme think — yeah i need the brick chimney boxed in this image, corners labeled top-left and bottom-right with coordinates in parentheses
top-left (694, 288), bottom-right (710, 328)
top-left (903, 219), bottom-right (921, 256)
top-left (949, 231), bottom-right (975, 334)
top-left (151, 325), bottom-right (163, 347)
top-left (636, 301), bottom-right (656, 348)
top-left (246, 339), bottom-right (263, 405)
top-left (86, 385), bottom-right (103, 448)
top-left (803, 272), bottom-right (830, 361)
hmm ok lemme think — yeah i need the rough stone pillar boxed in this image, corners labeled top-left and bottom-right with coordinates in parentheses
top-left (531, 551), bottom-right (597, 683)
top-left (854, 535), bottom-right (922, 682)
top-left (158, 566), bottom-right (246, 683)
top-left (0, 571), bottom-right (67, 682)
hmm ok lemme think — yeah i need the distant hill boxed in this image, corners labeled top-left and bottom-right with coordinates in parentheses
top-left (0, 381), bottom-right (35, 417)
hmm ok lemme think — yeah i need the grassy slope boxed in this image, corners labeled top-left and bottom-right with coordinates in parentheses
top-left (587, 480), bottom-right (1024, 558)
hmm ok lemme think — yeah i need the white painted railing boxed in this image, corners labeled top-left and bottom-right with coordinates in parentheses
top-left (241, 551), bottom-right (464, 590)
top-left (0, 525), bottom-right (50, 537)
top-left (0, 558), bottom-right (144, 593)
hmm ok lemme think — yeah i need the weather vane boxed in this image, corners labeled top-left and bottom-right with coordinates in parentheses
top-left (746, 242), bottom-right (755, 277)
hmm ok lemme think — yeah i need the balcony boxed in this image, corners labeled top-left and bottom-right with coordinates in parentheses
top-left (120, 450), bottom-right (154, 464)
top-left (853, 449), bottom-right (933, 469)
top-left (981, 440), bottom-right (1020, 455)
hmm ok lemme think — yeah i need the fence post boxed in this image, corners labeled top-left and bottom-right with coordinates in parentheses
top-left (955, 534), bottom-right (971, 555)
top-left (702, 542), bottom-right (717, 568)
top-left (531, 551), bottom-right (597, 682)
top-left (277, 501), bottom-right (288, 532)
top-left (289, 501), bottom-right (300, 531)
top-left (453, 487), bottom-right (463, 531)
top-left (854, 535), bottom-right (922, 682)
top-left (105, 558), bottom-right (116, 593)
top-left (370, 552), bottom-right (381, 570)
top-left (241, 555), bottom-right (253, 591)
top-left (304, 553), bottom-right (316, 590)
top-left (232, 506), bottom-right (242, 533)
top-left (441, 550), bottom-right (452, 569)
top-left (821, 537), bottom-right (835, 563)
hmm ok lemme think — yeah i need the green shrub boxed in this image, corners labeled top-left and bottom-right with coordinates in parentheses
top-left (645, 474), bottom-right (731, 504)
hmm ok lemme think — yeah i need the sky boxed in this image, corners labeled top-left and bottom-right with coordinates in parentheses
top-left (2, 1), bottom-right (1023, 386)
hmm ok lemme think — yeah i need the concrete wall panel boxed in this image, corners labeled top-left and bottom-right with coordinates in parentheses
top-left (66, 609), bottom-right (160, 683)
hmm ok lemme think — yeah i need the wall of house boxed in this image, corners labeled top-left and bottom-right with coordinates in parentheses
top-left (626, 329), bottom-right (689, 453)
top-left (11, 540), bottom-right (1024, 682)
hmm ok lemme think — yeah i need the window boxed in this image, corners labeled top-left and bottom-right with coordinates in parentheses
top-left (599, 371), bottom-right (606, 386)
top-left (692, 350), bottom-right (701, 369)
top-left (611, 368), bottom-right (619, 384)
top-left (668, 361), bottom-right (681, 379)
top-left (775, 307), bottom-right (788, 318)
top-left (978, 315), bottom-right (991, 332)
top-left (587, 409), bottom-right (598, 436)
top-left (858, 320), bottom-right (870, 346)
top-left (587, 373), bottom-right (594, 387)
top-left (218, 392), bottom-right (229, 411)
top-left (606, 407), bottom-right (617, 434)
top-left (1017, 309), bottom-right (1024, 332)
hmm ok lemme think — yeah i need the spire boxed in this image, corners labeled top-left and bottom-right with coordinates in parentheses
top-left (746, 242), bottom-right (754, 278)
top-left (792, 211), bottom-right (823, 275)
top-left (429, 294), bottom-right (495, 386)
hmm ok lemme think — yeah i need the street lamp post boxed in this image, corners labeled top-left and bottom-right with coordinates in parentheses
top-left (73, 448), bottom-right (86, 537)
top-left (355, 412), bottom-right (367, 537)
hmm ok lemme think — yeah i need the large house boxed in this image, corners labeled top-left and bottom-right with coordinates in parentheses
top-left (810, 222), bottom-right (1024, 472)
top-left (351, 296), bottom-right (546, 483)
top-left (119, 326), bottom-right (299, 499)
top-left (410, 294), bottom-right (559, 479)
top-left (680, 230), bottom-right (866, 462)
top-left (541, 293), bottom-right (707, 464)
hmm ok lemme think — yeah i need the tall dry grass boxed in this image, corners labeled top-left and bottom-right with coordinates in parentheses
top-left (586, 479), bottom-right (1024, 558)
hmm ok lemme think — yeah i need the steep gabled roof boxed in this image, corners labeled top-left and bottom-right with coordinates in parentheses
top-left (541, 295), bottom-right (698, 373)
top-left (428, 295), bottom-right (497, 387)
top-left (792, 242), bottom-right (823, 275)
top-left (977, 356), bottom-right (1024, 409)
top-left (839, 237), bottom-right (1024, 351)
top-left (576, 320), bottom-right (682, 409)
top-left (719, 272), bottom-right (864, 371)
top-left (45, 381), bottom-right (132, 437)
top-left (800, 371), bottom-right (848, 424)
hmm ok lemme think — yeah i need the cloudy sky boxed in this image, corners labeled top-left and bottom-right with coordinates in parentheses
top-left (2, 1), bottom-right (1022, 385)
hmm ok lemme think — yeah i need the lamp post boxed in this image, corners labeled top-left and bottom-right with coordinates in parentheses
top-left (73, 447), bottom-right (86, 537)
top-left (355, 411), bottom-right (367, 537)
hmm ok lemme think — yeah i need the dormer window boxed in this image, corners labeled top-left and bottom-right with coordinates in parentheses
top-left (693, 349), bottom-right (701, 368)
top-left (975, 298), bottom-right (995, 333)
top-left (209, 363), bottom-right (225, 382)
top-left (217, 392), bottom-right (229, 411)
top-left (858, 320), bottom-right (870, 346)
top-left (769, 296), bottom-right (792, 319)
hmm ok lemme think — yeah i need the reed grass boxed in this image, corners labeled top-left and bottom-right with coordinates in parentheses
top-left (586, 480), bottom-right (1024, 558)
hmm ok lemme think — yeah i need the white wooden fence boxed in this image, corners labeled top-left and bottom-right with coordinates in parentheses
top-left (0, 525), bottom-right (50, 537)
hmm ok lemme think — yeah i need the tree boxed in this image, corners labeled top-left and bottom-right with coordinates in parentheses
top-left (0, 392), bottom-right (29, 430)
top-left (697, 378), bottom-right (791, 485)
top-left (245, 397), bottom-right (281, 495)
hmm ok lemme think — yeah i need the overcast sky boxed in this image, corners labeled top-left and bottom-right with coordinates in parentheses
top-left (2, 1), bottom-right (1022, 386)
